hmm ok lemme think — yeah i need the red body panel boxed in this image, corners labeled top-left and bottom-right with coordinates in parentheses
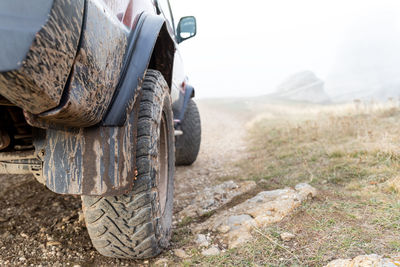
top-left (102, 0), bottom-right (187, 106)
top-left (103, 0), bottom-right (157, 29)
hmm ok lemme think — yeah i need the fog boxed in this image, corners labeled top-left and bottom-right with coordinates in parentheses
top-left (172, 0), bottom-right (400, 101)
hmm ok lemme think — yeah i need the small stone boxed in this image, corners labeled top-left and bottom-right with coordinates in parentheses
top-left (201, 246), bottom-right (220, 256)
top-left (280, 232), bottom-right (295, 241)
top-left (62, 215), bottom-right (73, 223)
top-left (195, 234), bottom-right (209, 247)
top-left (199, 169), bottom-right (210, 176)
top-left (47, 241), bottom-right (61, 247)
top-left (20, 232), bottom-right (29, 238)
top-left (174, 249), bottom-right (189, 259)
top-left (1, 232), bottom-right (12, 239)
top-left (295, 183), bottom-right (318, 199)
top-left (78, 211), bottom-right (85, 225)
top-left (221, 181), bottom-right (239, 190)
top-left (154, 258), bottom-right (169, 266)
top-left (217, 225), bottom-right (230, 234)
top-left (19, 257), bottom-right (26, 262)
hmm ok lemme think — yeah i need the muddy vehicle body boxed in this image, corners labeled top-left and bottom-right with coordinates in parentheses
top-left (0, 0), bottom-right (201, 259)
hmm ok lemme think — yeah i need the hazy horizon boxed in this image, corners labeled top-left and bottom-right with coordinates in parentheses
top-left (173, 0), bottom-right (400, 100)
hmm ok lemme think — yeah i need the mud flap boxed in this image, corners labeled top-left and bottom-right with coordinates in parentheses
top-left (44, 98), bottom-right (140, 196)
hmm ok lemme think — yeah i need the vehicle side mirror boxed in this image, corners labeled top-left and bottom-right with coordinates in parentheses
top-left (177, 16), bottom-right (196, 43)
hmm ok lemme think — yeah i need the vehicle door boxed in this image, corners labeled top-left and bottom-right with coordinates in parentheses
top-left (156, 0), bottom-right (186, 103)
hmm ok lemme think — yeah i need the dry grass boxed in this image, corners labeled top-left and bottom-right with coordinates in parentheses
top-left (185, 100), bottom-right (400, 266)
top-left (245, 100), bottom-right (400, 187)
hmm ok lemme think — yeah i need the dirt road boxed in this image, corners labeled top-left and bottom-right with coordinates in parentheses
top-left (174, 100), bottom-right (248, 212)
top-left (0, 99), bottom-right (249, 266)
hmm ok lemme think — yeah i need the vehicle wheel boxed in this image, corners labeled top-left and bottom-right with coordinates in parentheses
top-left (175, 99), bottom-right (201, 166)
top-left (81, 70), bottom-right (175, 259)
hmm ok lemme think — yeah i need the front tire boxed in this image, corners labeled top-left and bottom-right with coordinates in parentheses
top-left (175, 99), bottom-right (201, 166)
top-left (81, 70), bottom-right (175, 259)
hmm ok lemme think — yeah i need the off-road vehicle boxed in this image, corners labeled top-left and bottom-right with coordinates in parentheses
top-left (0, 0), bottom-right (201, 259)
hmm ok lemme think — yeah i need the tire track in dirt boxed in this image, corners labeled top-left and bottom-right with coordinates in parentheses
top-left (174, 100), bottom-right (249, 213)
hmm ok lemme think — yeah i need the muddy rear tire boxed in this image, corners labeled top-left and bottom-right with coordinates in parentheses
top-left (81, 70), bottom-right (175, 259)
top-left (175, 99), bottom-right (201, 166)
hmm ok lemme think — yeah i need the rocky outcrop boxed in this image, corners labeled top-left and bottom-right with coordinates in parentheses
top-left (195, 183), bottom-right (317, 249)
top-left (178, 180), bottom-right (257, 219)
top-left (325, 255), bottom-right (400, 267)
top-left (271, 71), bottom-right (330, 104)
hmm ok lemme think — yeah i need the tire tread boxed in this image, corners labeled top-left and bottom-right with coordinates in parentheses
top-left (82, 70), bottom-right (173, 259)
top-left (175, 100), bottom-right (201, 165)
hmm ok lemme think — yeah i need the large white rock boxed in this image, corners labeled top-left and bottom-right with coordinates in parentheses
top-left (272, 71), bottom-right (330, 104)
top-left (196, 183), bottom-right (317, 249)
top-left (201, 246), bottom-right (221, 256)
top-left (325, 254), bottom-right (400, 267)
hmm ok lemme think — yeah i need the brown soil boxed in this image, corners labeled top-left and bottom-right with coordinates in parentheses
top-left (0, 99), bottom-right (248, 266)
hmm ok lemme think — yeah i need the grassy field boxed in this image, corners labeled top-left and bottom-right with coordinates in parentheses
top-left (179, 100), bottom-right (400, 266)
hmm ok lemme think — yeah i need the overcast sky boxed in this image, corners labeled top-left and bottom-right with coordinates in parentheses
top-left (171, 0), bottom-right (400, 99)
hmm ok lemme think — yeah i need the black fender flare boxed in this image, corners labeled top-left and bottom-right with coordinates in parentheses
top-left (42, 13), bottom-right (176, 196)
top-left (102, 13), bottom-right (175, 126)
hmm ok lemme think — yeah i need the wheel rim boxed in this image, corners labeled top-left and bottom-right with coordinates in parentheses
top-left (157, 112), bottom-right (169, 216)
